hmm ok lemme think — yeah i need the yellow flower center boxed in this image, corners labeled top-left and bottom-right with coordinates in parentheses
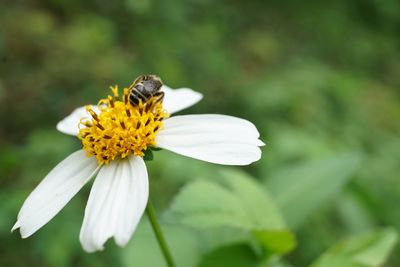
top-left (78, 86), bottom-right (169, 164)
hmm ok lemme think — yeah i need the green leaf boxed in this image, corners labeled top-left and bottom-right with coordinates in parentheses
top-left (253, 230), bottom-right (296, 254)
top-left (193, 227), bottom-right (253, 253)
top-left (143, 149), bottom-right (154, 161)
top-left (198, 244), bottom-right (260, 267)
top-left (264, 257), bottom-right (295, 267)
top-left (310, 228), bottom-right (398, 267)
top-left (336, 192), bottom-right (375, 234)
top-left (167, 169), bottom-right (296, 254)
top-left (266, 152), bottom-right (362, 229)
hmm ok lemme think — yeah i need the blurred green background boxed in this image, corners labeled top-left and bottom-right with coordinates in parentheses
top-left (1, 0), bottom-right (400, 266)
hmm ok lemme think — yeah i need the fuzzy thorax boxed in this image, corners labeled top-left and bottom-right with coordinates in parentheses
top-left (78, 86), bottom-right (169, 164)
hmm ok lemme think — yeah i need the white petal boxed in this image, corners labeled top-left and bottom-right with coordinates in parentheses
top-left (12, 150), bottom-right (99, 238)
top-left (79, 156), bottom-right (149, 252)
top-left (156, 114), bottom-right (263, 165)
top-left (162, 85), bottom-right (203, 114)
top-left (56, 105), bottom-right (100, 136)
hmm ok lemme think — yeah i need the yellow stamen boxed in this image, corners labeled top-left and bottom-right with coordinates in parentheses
top-left (78, 86), bottom-right (169, 164)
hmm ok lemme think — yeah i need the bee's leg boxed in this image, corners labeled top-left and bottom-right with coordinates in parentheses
top-left (153, 91), bottom-right (165, 104)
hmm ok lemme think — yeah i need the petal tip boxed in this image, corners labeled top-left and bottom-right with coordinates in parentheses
top-left (257, 139), bottom-right (266, 146)
top-left (82, 247), bottom-right (100, 253)
top-left (55, 121), bottom-right (64, 133)
top-left (11, 221), bottom-right (20, 232)
top-left (114, 235), bottom-right (130, 247)
top-left (162, 86), bottom-right (203, 113)
top-left (194, 90), bottom-right (203, 100)
top-left (80, 233), bottom-right (105, 253)
top-left (188, 89), bottom-right (203, 105)
top-left (20, 231), bottom-right (32, 239)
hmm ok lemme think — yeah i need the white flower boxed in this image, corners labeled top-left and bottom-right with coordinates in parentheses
top-left (12, 83), bottom-right (264, 252)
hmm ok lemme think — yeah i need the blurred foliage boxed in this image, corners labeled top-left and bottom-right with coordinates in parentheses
top-left (166, 169), bottom-right (296, 255)
top-left (1, 0), bottom-right (400, 266)
top-left (310, 228), bottom-right (398, 267)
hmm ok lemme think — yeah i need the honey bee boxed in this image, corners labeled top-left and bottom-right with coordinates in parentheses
top-left (128, 75), bottom-right (164, 106)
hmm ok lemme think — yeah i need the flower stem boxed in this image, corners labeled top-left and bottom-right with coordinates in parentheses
top-left (146, 199), bottom-right (176, 267)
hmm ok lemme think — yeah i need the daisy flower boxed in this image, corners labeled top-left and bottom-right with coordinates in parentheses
top-left (12, 77), bottom-right (264, 252)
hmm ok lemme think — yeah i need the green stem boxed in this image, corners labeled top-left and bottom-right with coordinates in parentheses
top-left (146, 199), bottom-right (176, 267)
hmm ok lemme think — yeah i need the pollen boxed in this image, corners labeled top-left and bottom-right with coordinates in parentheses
top-left (78, 86), bottom-right (169, 164)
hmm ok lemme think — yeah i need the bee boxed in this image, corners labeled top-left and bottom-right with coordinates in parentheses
top-left (128, 75), bottom-right (164, 106)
